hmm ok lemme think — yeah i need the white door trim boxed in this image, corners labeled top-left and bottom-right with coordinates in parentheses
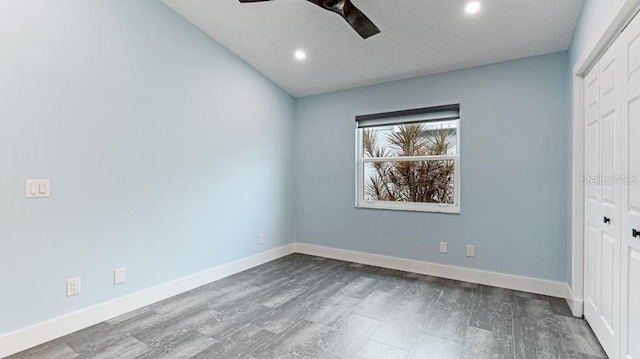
top-left (571, 0), bottom-right (640, 317)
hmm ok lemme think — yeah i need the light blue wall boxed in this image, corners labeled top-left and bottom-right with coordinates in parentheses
top-left (0, 0), bottom-right (294, 334)
top-left (294, 52), bottom-right (570, 282)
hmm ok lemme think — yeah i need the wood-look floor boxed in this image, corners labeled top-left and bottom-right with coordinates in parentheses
top-left (7, 254), bottom-right (607, 359)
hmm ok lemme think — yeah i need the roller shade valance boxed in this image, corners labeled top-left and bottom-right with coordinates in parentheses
top-left (356, 104), bottom-right (460, 128)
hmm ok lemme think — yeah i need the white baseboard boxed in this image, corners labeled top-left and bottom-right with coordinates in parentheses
top-left (295, 243), bottom-right (576, 309)
top-left (0, 244), bottom-right (295, 359)
top-left (565, 285), bottom-right (584, 317)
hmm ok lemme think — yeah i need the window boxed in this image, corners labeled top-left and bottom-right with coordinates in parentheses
top-left (356, 105), bottom-right (460, 213)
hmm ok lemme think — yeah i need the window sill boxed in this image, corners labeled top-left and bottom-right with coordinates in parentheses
top-left (356, 202), bottom-right (460, 214)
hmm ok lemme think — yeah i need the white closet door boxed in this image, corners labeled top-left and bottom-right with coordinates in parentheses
top-left (584, 38), bottom-right (622, 359)
top-left (621, 12), bottom-right (640, 359)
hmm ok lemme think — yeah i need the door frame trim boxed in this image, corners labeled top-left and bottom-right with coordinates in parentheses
top-left (571, 0), bottom-right (640, 317)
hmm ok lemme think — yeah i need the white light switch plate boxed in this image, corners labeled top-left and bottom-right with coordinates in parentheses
top-left (466, 245), bottom-right (475, 258)
top-left (114, 268), bottom-right (126, 285)
top-left (25, 179), bottom-right (50, 198)
top-left (439, 242), bottom-right (448, 254)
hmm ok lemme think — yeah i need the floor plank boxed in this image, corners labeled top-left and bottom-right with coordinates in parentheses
top-left (461, 327), bottom-right (514, 359)
top-left (407, 333), bottom-right (463, 359)
top-left (370, 309), bottom-right (424, 350)
top-left (512, 296), bottom-right (568, 359)
top-left (355, 340), bottom-right (409, 359)
top-left (423, 280), bottom-right (475, 343)
top-left (556, 316), bottom-right (608, 358)
top-left (320, 313), bottom-right (380, 358)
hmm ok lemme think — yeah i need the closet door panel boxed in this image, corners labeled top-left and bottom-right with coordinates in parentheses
top-left (627, 250), bottom-right (640, 358)
top-left (584, 37), bottom-right (622, 359)
top-left (599, 50), bottom-right (621, 218)
top-left (629, 100), bottom-right (640, 211)
top-left (600, 112), bottom-right (617, 207)
top-left (586, 224), bottom-right (600, 310)
top-left (600, 232), bottom-right (616, 333)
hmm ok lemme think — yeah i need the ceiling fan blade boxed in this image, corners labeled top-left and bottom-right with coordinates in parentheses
top-left (241, 0), bottom-right (380, 39)
top-left (342, 0), bottom-right (380, 39)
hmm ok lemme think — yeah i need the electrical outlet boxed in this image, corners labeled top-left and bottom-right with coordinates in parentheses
top-left (114, 268), bottom-right (126, 285)
top-left (258, 233), bottom-right (264, 244)
top-left (440, 242), bottom-right (448, 254)
top-left (67, 278), bottom-right (81, 297)
top-left (466, 245), bottom-right (475, 258)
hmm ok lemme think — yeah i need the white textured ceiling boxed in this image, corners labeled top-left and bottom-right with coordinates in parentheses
top-left (163, 0), bottom-right (583, 97)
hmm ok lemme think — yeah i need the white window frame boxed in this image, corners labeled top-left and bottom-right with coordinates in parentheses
top-left (355, 105), bottom-right (461, 214)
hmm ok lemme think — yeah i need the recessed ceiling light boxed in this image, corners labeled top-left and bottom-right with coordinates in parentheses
top-left (465, 1), bottom-right (481, 15)
top-left (294, 50), bottom-right (307, 61)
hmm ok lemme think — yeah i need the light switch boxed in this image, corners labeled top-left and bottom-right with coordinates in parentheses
top-left (25, 179), bottom-right (50, 198)
top-left (440, 242), bottom-right (448, 254)
top-left (114, 268), bottom-right (126, 285)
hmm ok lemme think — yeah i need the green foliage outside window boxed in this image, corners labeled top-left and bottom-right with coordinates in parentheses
top-left (363, 124), bottom-right (455, 204)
